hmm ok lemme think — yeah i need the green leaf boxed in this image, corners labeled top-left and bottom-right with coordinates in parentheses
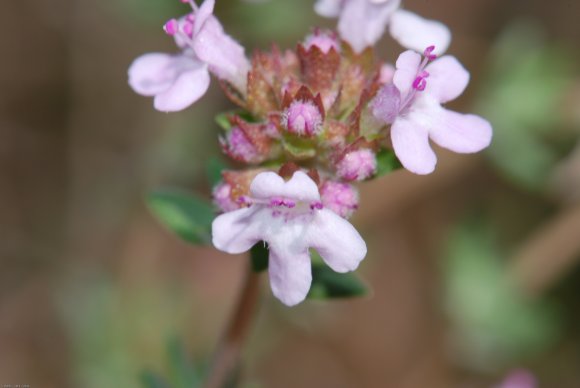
top-left (166, 337), bottom-right (202, 388)
top-left (147, 189), bottom-right (215, 245)
top-left (443, 219), bottom-right (561, 368)
top-left (215, 110), bottom-right (258, 131)
top-left (215, 111), bottom-right (234, 131)
top-left (375, 149), bottom-right (402, 177)
top-left (250, 243), bottom-right (269, 272)
top-left (282, 136), bottom-right (316, 159)
top-left (307, 253), bottom-right (369, 299)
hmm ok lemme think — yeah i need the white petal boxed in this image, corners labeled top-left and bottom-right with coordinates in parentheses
top-left (389, 9), bottom-right (451, 55)
top-left (338, 0), bottom-right (400, 54)
top-left (391, 116), bottom-right (437, 175)
top-left (250, 171), bottom-right (320, 202)
top-left (153, 62), bottom-right (210, 112)
top-left (194, 0), bottom-right (215, 36)
top-left (393, 50), bottom-right (422, 98)
top-left (425, 56), bottom-right (470, 104)
top-left (314, 0), bottom-right (343, 17)
top-left (309, 209), bottom-right (367, 273)
top-left (429, 108), bottom-right (493, 154)
top-left (211, 207), bottom-right (263, 254)
top-left (268, 245), bottom-right (312, 306)
top-left (193, 16), bottom-right (250, 93)
top-left (128, 53), bottom-right (176, 96)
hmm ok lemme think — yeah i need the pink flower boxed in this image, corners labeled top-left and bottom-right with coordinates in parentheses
top-left (128, 0), bottom-right (250, 112)
top-left (372, 49), bottom-right (493, 174)
top-left (314, 0), bottom-right (451, 55)
top-left (212, 171), bottom-right (367, 306)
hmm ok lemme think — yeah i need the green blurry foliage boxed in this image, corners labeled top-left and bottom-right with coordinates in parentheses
top-left (147, 189), bottom-right (216, 245)
top-left (58, 280), bottom-right (191, 388)
top-left (443, 219), bottom-right (561, 370)
top-left (375, 149), bottom-right (402, 177)
top-left (477, 21), bottom-right (578, 191)
top-left (307, 251), bottom-right (369, 300)
top-left (141, 338), bottom-right (203, 388)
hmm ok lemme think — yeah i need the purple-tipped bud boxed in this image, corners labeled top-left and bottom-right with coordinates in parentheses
top-left (223, 127), bottom-right (260, 163)
top-left (337, 149), bottom-right (377, 181)
top-left (321, 182), bottom-right (359, 219)
top-left (283, 100), bottom-right (323, 137)
top-left (163, 19), bottom-right (179, 36)
top-left (213, 182), bottom-right (239, 212)
top-left (303, 30), bottom-right (340, 54)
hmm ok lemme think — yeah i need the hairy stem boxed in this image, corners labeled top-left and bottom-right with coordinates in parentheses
top-left (205, 264), bottom-right (261, 388)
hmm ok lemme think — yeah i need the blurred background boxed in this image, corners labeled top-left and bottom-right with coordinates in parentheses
top-left (1, 0), bottom-right (580, 387)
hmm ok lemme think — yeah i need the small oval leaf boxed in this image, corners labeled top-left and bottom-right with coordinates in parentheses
top-left (147, 189), bottom-right (215, 245)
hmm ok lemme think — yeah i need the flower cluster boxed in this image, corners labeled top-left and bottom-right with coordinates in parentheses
top-left (129, 0), bottom-right (493, 305)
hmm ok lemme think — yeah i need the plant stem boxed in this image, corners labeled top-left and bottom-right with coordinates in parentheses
top-left (205, 264), bottom-right (261, 388)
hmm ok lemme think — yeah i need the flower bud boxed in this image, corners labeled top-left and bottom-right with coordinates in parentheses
top-left (283, 100), bottom-right (323, 137)
top-left (337, 149), bottom-right (377, 181)
top-left (223, 126), bottom-right (260, 163)
top-left (303, 30), bottom-right (340, 54)
top-left (321, 181), bottom-right (359, 219)
top-left (212, 182), bottom-right (239, 212)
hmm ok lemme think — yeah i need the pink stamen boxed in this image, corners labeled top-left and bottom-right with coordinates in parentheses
top-left (182, 21), bottom-right (194, 38)
top-left (163, 19), bottom-right (179, 36)
top-left (412, 76), bottom-right (427, 91)
top-left (423, 45), bottom-right (437, 61)
top-left (310, 202), bottom-right (323, 210)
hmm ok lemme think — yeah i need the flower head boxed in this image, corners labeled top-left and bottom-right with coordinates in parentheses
top-left (337, 149), bottom-right (377, 181)
top-left (212, 171), bottom-right (367, 306)
top-left (128, 0), bottom-right (250, 112)
top-left (314, 0), bottom-right (451, 55)
top-left (320, 181), bottom-right (359, 218)
top-left (372, 49), bottom-right (493, 174)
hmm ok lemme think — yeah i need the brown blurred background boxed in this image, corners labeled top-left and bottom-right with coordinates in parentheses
top-left (1, 0), bottom-right (580, 387)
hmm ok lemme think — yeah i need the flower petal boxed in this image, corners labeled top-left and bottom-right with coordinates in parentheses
top-left (153, 62), bottom-right (210, 112)
top-left (429, 108), bottom-right (493, 154)
top-left (193, 16), bottom-right (250, 93)
top-left (314, 0), bottom-right (343, 17)
top-left (309, 209), bottom-right (367, 273)
top-left (391, 116), bottom-right (437, 174)
top-left (128, 53), bottom-right (176, 96)
top-left (211, 207), bottom-right (263, 254)
top-left (389, 9), bottom-right (451, 55)
top-left (338, 0), bottom-right (401, 54)
top-left (393, 50), bottom-right (422, 98)
top-left (250, 171), bottom-right (320, 202)
top-left (268, 245), bottom-right (312, 306)
top-left (371, 84), bottom-right (401, 124)
top-left (193, 0), bottom-right (215, 36)
top-left (425, 56), bottom-right (469, 103)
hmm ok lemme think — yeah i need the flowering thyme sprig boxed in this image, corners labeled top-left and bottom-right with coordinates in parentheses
top-left (128, 0), bottom-right (493, 306)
